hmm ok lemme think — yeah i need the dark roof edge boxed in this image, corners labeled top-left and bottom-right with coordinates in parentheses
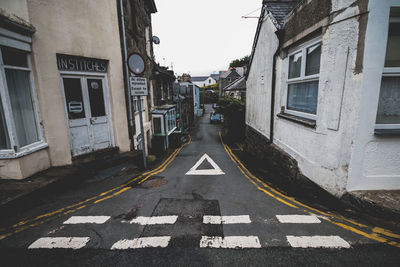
top-left (246, 4), bottom-right (267, 80)
top-left (0, 13), bottom-right (35, 36)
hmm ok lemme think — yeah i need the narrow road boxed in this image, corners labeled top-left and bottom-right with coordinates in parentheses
top-left (0, 105), bottom-right (399, 266)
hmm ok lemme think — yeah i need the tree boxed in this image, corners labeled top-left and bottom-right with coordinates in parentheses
top-left (216, 97), bottom-right (246, 143)
top-left (229, 55), bottom-right (250, 68)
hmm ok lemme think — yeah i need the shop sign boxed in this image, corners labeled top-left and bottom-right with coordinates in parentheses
top-left (130, 76), bottom-right (148, 96)
top-left (57, 54), bottom-right (108, 73)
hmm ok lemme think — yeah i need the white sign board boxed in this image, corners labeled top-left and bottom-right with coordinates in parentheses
top-left (130, 77), bottom-right (148, 96)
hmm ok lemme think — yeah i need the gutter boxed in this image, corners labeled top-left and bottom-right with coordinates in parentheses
top-left (117, 0), bottom-right (135, 149)
top-left (269, 29), bottom-right (283, 143)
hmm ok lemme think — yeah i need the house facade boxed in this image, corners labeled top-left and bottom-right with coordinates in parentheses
top-left (219, 69), bottom-right (242, 97)
top-left (246, 0), bottom-right (400, 197)
top-left (191, 76), bottom-right (217, 88)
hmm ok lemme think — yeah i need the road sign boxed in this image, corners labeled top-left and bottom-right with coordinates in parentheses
top-left (130, 76), bottom-right (148, 96)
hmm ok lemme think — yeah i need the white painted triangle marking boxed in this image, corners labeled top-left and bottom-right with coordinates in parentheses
top-left (185, 153), bottom-right (225, 175)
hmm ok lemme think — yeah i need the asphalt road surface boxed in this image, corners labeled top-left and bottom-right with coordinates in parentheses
top-left (0, 105), bottom-right (399, 266)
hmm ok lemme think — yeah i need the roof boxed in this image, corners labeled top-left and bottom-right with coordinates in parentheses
top-left (223, 77), bottom-right (246, 91)
top-left (210, 74), bottom-right (220, 81)
top-left (264, 0), bottom-right (298, 28)
top-left (190, 76), bottom-right (209, 82)
top-left (247, 1), bottom-right (297, 78)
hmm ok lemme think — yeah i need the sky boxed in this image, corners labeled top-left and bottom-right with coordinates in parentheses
top-left (152, 0), bottom-right (261, 77)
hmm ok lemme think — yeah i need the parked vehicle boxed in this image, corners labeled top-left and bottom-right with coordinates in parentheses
top-left (212, 103), bottom-right (217, 109)
top-left (210, 112), bottom-right (223, 124)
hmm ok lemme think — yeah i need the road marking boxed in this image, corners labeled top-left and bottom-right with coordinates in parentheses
top-left (203, 215), bottom-right (251, 224)
top-left (200, 236), bottom-right (261, 249)
top-left (129, 216), bottom-right (178, 225)
top-left (276, 215), bottom-right (321, 224)
top-left (185, 153), bottom-right (225, 175)
top-left (111, 236), bottom-right (171, 249)
top-left (28, 237), bottom-right (90, 249)
top-left (63, 216), bottom-right (111, 224)
top-left (286, 235), bottom-right (350, 248)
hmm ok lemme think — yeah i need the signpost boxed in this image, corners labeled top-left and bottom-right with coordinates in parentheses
top-left (127, 53), bottom-right (147, 169)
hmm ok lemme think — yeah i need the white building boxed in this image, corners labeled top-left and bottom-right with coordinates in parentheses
top-left (246, 0), bottom-right (400, 197)
top-left (191, 76), bottom-right (217, 88)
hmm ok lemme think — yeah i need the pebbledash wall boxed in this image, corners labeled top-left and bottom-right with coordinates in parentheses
top-left (0, 0), bottom-right (130, 179)
top-left (246, 0), bottom-right (400, 197)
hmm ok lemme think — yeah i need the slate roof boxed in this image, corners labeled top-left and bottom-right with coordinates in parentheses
top-left (223, 76), bottom-right (246, 91)
top-left (264, 0), bottom-right (298, 28)
top-left (191, 76), bottom-right (208, 82)
top-left (210, 74), bottom-right (220, 81)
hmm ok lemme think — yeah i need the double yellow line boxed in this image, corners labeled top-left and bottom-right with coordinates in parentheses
top-left (220, 133), bottom-right (400, 248)
top-left (0, 136), bottom-right (191, 241)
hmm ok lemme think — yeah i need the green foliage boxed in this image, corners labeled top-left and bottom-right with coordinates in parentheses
top-left (216, 97), bottom-right (246, 142)
top-left (229, 55), bottom-right (250, 68)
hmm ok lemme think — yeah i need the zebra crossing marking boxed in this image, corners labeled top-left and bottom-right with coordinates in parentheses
top-left (200, 236), bottom-right (261, 249)
top-left (63, 216), bottom-right (110, 224)
top-left (111, 236), bottom-right (171, 249)
top-left (203, 215), bottom-right (251, 224)
top-left (129, 215), bottom-right (178, 225)
top-left (276, 215), bottom-right (321, 224)
top-left (28, 237), bottom-right (90, 249)
top-left (286, 235), bottom-right (351, 248)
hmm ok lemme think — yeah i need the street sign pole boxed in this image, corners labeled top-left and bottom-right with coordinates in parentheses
top-left (137, 95), bottom-right (147, 169)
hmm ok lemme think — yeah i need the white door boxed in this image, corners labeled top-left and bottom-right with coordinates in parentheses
top-left (62, 75), bottom-right (112, 156)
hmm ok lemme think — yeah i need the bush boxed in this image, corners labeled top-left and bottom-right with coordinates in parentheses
top-left (216, 97), bottom-right (245, 143)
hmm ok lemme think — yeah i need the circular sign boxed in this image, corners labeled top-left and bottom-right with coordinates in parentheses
top-left (127, 52), bottom-right (145, 75)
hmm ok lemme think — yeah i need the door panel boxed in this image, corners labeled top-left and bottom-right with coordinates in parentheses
top-left (62, 75), bottom-right (112, 157)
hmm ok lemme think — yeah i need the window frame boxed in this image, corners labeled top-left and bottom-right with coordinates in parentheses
top-left (0, 45), bottom-right (47, 159)
top-left (285, 37), bottom-right (322, 121)
top-left (375, 16), bottom-right (400, 130)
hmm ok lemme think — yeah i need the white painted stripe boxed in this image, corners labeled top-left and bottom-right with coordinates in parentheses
top-left (203, 215), bottom-right (251, 224)
top-left (28, 237), bottom-right (90, 249)
top-left (63, 216), bottom-right (111, 224)
top-left (200, 236), bottom-right (261, 249)
top-left (276, 215), bottom-right (321, 224)
top-left (186, 153), bottom-right (225, 175)
top-left (286, 235), bottom-right (351, 248)
top-left (111, 236), bottom-right (171, 249)
top-left (129, 216), bottom-right (178, 225)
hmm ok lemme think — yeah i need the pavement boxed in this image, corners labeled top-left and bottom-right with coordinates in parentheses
top-left (0, 104), bottom-right (399, 266)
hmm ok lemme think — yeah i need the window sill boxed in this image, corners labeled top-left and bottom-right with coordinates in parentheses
top-left (0, 141), bottom-right (49, 159)
top-left (374, 129), bottom-right (400, 136)
top-left (277, 112), bottom-right (316, 128)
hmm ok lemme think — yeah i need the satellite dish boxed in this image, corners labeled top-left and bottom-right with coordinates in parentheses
top-left (127, 52), bottom-right (145, 75)
top-left (152, 36), bottom-right (160, 45)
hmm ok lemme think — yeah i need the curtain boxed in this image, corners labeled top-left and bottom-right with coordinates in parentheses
top-left (5, 69), bottom-right (39, 147)
top-left (287, 81), bottom-right (319, 115)
top-left (0, 93), bottom-right (11, 149)
top-left (376, 76), bottom-right (400, 124)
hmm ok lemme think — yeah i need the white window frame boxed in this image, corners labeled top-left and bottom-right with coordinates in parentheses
top-left (152, 114), bottom-right (164, 135)
top-left (0, 42), bottom-right (47, 159)
top-left (133, 96), bottom-right (145, 113)
top-left (375, 16), bottom-right (400, 130)
top-left (285, 37), bottom-right (322, 121)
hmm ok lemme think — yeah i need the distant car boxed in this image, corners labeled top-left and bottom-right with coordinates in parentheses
top-left (212, 103), bottom-right (217, 109)
top-left (206, 89), bottom-right (215, 94)
top-left (210, 112), bottom-right (223, 124)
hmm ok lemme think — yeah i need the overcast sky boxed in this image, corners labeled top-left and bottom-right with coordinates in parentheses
top-left (152, 0), bottom-right (261, 77)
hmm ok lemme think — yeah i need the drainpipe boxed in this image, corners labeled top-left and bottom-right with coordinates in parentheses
top-left (118, 0), bottom-right (135, 149)
top-left (269, 29), bottom-right (283, 144)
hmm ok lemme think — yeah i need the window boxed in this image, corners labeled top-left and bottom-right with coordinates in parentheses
top-left (0, 46), bottom-right (45, 156)
top-left (376, 8), bottom-right (400, 129)
top-left (134, 96), bottom-right (145, 112)
top-left (286, 39), bottom-right (321, 120)
top-left (153, 117), bottom-right (162, 134)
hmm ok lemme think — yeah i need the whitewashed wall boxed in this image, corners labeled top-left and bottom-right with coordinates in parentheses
top-left (347, 0), bottom-right (400, 191)
top-left (246, 16), bottom-right (279, 140)
top-left (246, 0), bottom-right (398, 197)
top-left (192, 77), bottom-right (217, 88)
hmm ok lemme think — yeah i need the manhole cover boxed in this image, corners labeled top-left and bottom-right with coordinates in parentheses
top-left (142, 178), bottom-right (167, 188)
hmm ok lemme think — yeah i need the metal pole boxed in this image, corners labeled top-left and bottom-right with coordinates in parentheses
top-left (137, 96), bottom-right (147, 169)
